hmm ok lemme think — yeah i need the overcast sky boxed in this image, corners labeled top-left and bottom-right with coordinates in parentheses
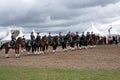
top-left (0, 0), bottom-right (120, 33)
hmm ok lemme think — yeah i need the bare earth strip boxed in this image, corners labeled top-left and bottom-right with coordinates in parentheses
top-left (0, 45), bottom-right (120, 69)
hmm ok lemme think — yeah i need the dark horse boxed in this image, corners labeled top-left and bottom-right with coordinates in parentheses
top-left (0, 37), bottom-right (23, 58)
top-left (69, 34), bottom-right (76, 50)
top-left (51, 36), bottom-right (58, 53)
top-left (59, 36), bottom-right (67, 52)
top-left (25, 40), bottom-right (32, 54)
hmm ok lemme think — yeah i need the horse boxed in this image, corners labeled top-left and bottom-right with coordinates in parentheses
top-left (24, 40), bottom-right (30, 54)
top-left (0, 37), bottom-right (23, 58)
top-left (69, 34), bottom-right (76, 51)
top-left (79, 35), bottom-right (88, 49)
top-left (51, 36), bottom-right (58, 53)
top-left (34, 36), bottom-right (41, 54)
top-left (39, 35), bottom-right (48, 54)
top-left (21, 39), bottom-right (26, 52)
top-left (27, 39), bottom-right (36, 54)
top-left (59, 36), bottom-right (67, 52)
top-left (88, 35), bottom-right (98, 48)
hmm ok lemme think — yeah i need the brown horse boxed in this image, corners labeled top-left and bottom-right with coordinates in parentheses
top-left (39, 35), bottom-right (48, 54)
top-left (88, 35), bottom-right (98, 48)
top-left (0, 37), bottom-right (23, 58)
top-left (51, 36), bottom-right (58, 53)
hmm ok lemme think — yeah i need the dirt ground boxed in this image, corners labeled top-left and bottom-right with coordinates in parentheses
top-left (0, 45), bottom-right (120, 69)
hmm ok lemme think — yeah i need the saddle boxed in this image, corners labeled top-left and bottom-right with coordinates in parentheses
top-left (9, 40), bottom-right (16, 48)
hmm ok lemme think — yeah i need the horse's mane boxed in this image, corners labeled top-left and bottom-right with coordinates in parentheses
top-left (41, 35), bottom-right (47, 41)
top-left (16, 37), bottom-right (22, 43)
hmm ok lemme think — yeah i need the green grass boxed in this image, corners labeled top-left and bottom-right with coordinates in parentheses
top-left (0, 66), bottom-right (120, 80)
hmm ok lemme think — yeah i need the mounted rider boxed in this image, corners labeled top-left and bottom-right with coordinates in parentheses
top-left (59, 32), bottom-right (67, 51)
top-left (35, 32), bottom-right (41, 46)
top-left (10, 32), bottom-right (16, 47)
top-left (58, 32), bottom-right (62, 45)
top-left (22, 36), bottom-right (26, 42)
top-left (80, 32), bottom-right (85, 45)
top-left (66, 31), bottom-right (71, 43)
top-left (90, 32), bottom-right (95, 40)
top-left (74, 32), bottom-right (79, 48)
top-left (47, 32), bottom-right (52, 45)
top-left (86, 32), bottom-right (91, 41)
top-left (30, 32), bottom-right (35, 45)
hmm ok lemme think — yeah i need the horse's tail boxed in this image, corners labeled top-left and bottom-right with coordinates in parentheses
top-left (0, 44), bottom-right (4, 50)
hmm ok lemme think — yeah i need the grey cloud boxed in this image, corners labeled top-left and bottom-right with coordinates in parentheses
top-left (0, 0), bottom-right (120, 33)
top-left (63, 0), bottom-right (120, 8)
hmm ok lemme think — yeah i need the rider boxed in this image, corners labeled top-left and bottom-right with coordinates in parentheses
top-left (80, 32), bottom-right (85, 44)
top-left (36, 32), bottom-right (41, 41)
top-left (22, 36), bottom-right (26, 42)
top-left (10, 32), bottom-right (16, 47)
top-left (30, 32), bottom-right (35, 45)
top-left (90, 32), bottom-right (95, 39)
top-left (66, 31), bottom-right (71, 43)
top-left (75, 32), bottom-right (79, 48)
top-left (59, 32), bottom-right (67, 51)
top-left (58, 32), bottom-right (62, 45)
top-left (35, 32), bottom-right (41, 46)
top-left (47, 32), bottom-right (52, 46)
top-left (86, 32), bottom-right (90, 41)
top-left (30, 32), bottom-right (36, 53)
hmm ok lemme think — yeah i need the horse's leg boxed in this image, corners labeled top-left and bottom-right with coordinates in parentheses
top-left (69, 43), bottom-right (72, 50)
top-left (18, 48), bottom-right (20, 58)
top-left (64, 42), bottom-right (67, 52)
top-left (62, 42), bottom-right (64, 50)
top-left (54, 44), bottom-right (58, 53)
top-left (21, 46), bottom-right (23, 52)
top-left (79, 41), bottom-right (82, 49)
top-left (32, 45), bottom-right (34, 54)
top-left (89, 40), bottom-right (93, 48)
top-left (15, 48), bottom-right (18, 58)
top-left (34, 45), bottom-right (37, 54)
top-left (71, 42), bottom-right (75, 51)
top-left (53, 45), bottom-right (57, 53)
top-left (40, 46), bottom-right (42, 54)
top-left (45, 44), bottom-right (48, 53)
top-left (85, 41), bottom-right (88, 49)
top-left (36, 46), bottom-right (40, 54)
top-left (93, 40), bottom-right (97, 47)
top-left (52, 45), bottom-right (56, 53)
top-left (15, 48), bottom-right (20, 58)
top-left (76, 41), bottom-right (78, 49)
top-left (62, 43), bottom-right (64, 51)
top-left (15, 49), bottom-right (18, 58)
top-left (5, 48), bottom-right (9, 58)
top-left (41, 46), bottom-right (45, 54)
top-left (27, 46), bottom-right (31, 55)
top-left (62, 42), bottom-right (67, 52)
top-left (36, 46), bottom-right (38, 54)
top-left (21, 45), bottom-right (26, 52)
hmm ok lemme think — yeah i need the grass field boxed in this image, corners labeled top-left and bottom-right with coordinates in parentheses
top-left (0, 66), bottom-right (120, 80)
